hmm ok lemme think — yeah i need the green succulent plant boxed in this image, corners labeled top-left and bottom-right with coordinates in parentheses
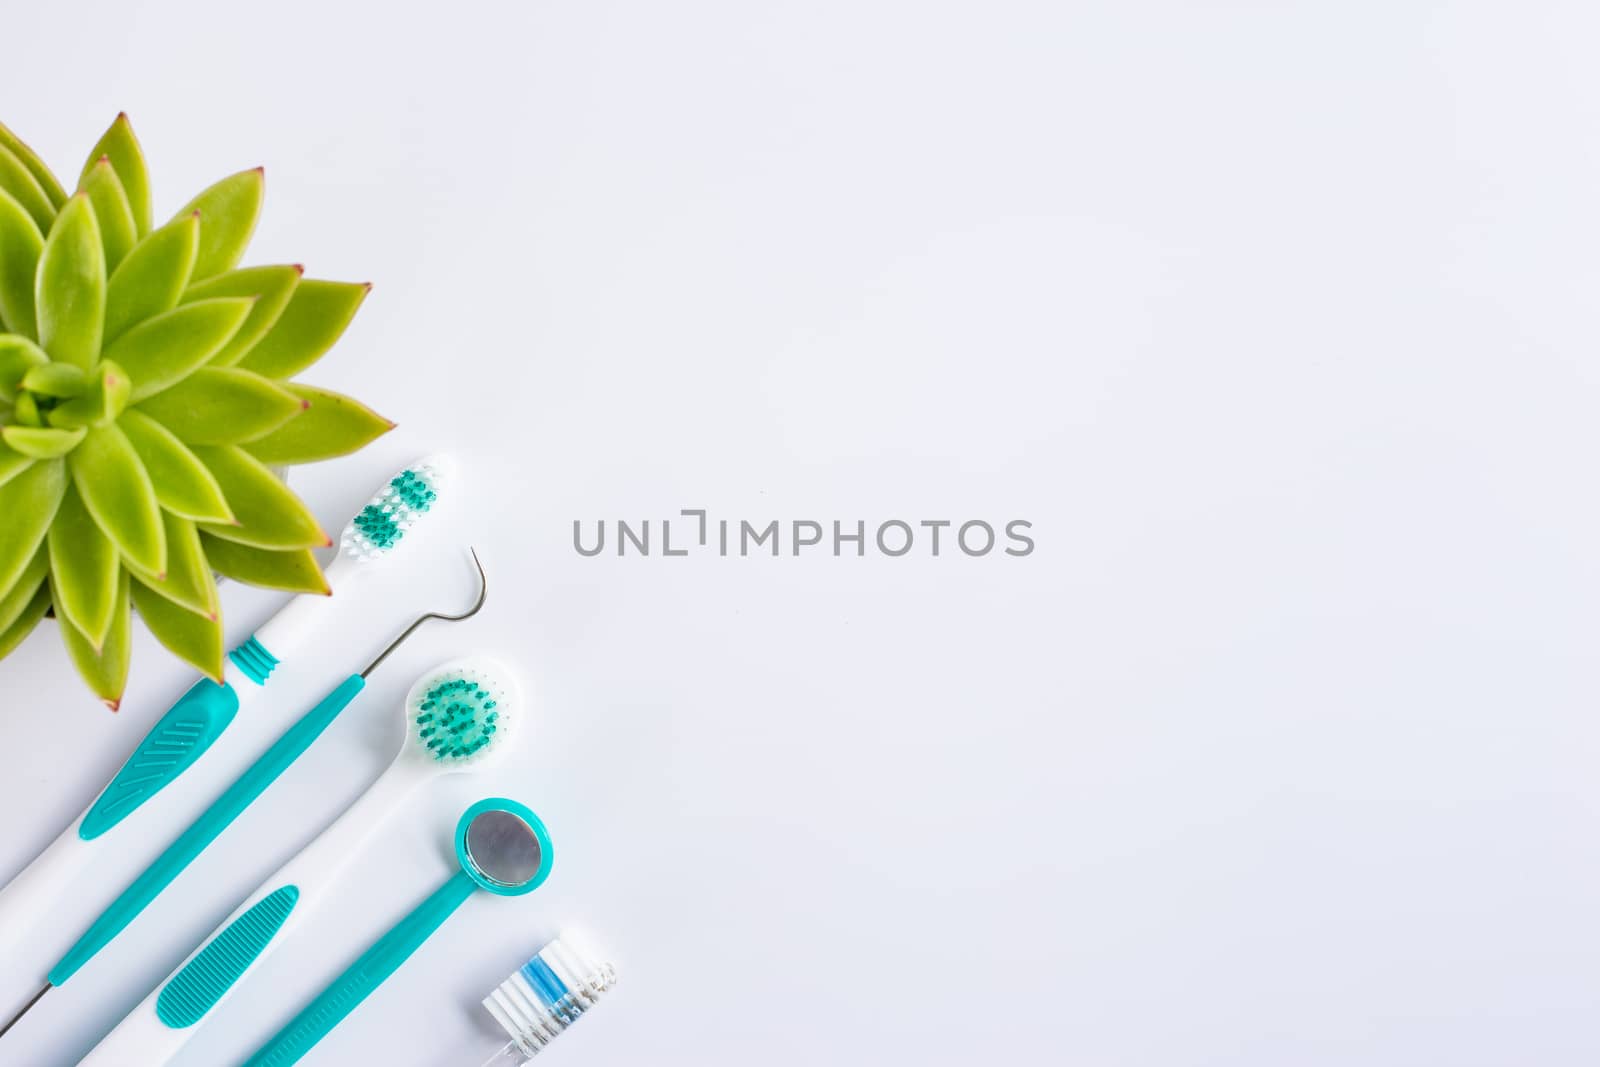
top-left (0, 115), bottom-right (393, 708)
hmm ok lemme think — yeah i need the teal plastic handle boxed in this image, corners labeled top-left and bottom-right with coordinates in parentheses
top-left (242, 871), bottom-right (477, 1067)
top-left (79, 678), bottom-right (241, 841)
top-left (49, 674), bottom-right (367, 987)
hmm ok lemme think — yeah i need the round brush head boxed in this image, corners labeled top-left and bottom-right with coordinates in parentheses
top-left (340, 456), bottom-right (451, 563)
top-left (404, 657), bottom-right (518, 767)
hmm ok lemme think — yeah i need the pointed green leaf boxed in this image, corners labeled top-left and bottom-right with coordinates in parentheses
top-left (173, 168), bottom-right (263, 280)
top-left (139, 366), bottom-right (303, 445)
top-left (81, 114), bottom-right (151, 236)
top-left (0, 545), bottom-right (48, 635)
top-left (105, 212), bottom-right (200, 344)
top-left (48, 482), bottom-right (119, 647)
top-left (1, 424), bottom-right (85, 458)
top-left (58, 568), bottom-right (130, 709)
top-left (127, 511), bottom-right (218, 617)
top-left (0, 458), bottom-right (66, 593)
top-left (66, 423), bottom-right (164, 574)
top-left (194, 445), bottom-right (328, 550)
top-left (236, 280), bottom-right (369, 379)
top-left (130, 573), bottom-right (224, 680)
top-left (0, 190), bottom-right (43, 338)
top-left (48, 359), bottom-right (130, 429)
top-left (0, 580), bottom-right (50, 662)
top-left (117, 408), bottom-right (233, 522)
top-left (79, 159), bottom-right (136, 271)
top-left (11, 390), bottom-right (40, 426)
top-left (0, 441), bottom-right (32, 489)
top-left (104, 297), bottom-right (253, 401)
top-left (20, 361), bottom-right (86, 396)
top-left (244, 384), bottom-right (394, 464)
top-left (201, 535), bottom-right (329, 595)
top-left (35, 195), bottom-right (105, 369)
top-left (186, 265), bottom-right (302, 366)
top-left (0, 334), bottom-right (48, 400)
top-left (0, 145), bottom-right (56, 232)
top-left (0, 121), bottom-right (65, 209)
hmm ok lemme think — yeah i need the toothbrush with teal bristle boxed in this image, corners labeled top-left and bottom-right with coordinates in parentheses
top-left (0, 458), bottom-right (451, 985)
top-left (79, 656), bottom-right (522, 1067)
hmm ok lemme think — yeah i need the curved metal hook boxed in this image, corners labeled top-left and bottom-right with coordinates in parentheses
top-left (360, 547), bottom-right (487, 678)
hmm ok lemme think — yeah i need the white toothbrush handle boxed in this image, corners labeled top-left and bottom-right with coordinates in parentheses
top-left (0, 561), bottom-right (366, 972)
top-left (0, 657), bottom-right (265, 972)
top-left (79, 766), bottom-right (420, 1067)
top-left (0, 815), bottom-right (95, 964)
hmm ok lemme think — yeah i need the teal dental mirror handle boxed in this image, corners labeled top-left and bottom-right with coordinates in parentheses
top-left (243, 799), bottom-right (553, 1067)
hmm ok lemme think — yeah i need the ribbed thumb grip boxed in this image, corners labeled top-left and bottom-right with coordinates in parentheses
top-left (156, 885), bottom-right (299, 1028)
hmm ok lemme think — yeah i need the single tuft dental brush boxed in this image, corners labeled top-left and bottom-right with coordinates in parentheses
top-left (0, 457), bottom-right (451, 1007)
top-left (479, 932), bottom-right (618, 1065)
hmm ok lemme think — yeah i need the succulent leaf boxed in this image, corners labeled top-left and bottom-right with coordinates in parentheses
top-left (0, 581), bottom-right (50, 661)
top-left (174, 168), bottom-right (263, 280)
top-left (186, 265), bottom-right (302, 366)
top-left (127, 511), bottom-right (218, 617)
top-left (20, 361), bottom-right (86, 397)
top-left (245, 384), bottom-right (393, 464)
top-left (104, 212), bottom-right (200, 343)
top-left (236, 280), bottom-right (369, 379)
top-left (66, 423), bottom-right (165, 574)
top-left (11, 391), bottom-right (41, 426)
top-left (48, 483), bottom-right (119, 647)
top-left (200, 535), bottom-right (329, 595)
top-left (0, 545), bottom-right (48, 634)
top-left (81, 115), bottom-right (151, 236)
top-left (0, 145), bottom-right (57, 232)
top-left (2, 424), bottom-right (86, 457)
top-left (0, 121), bottom-right (66, 209)
top-left (35, 195), bottom-right (105, 369)
top-left (48, 360), bottom-right (130, 429)
top-left (0, 334), bottom-right (49, 400)
top-left (117, 408), bottom-right (233, 522)
top-left (130, 574), bottom-right (223, 680)
top-left (57, 568), bottom-right (130, 709)
top-left (0, 457), bottom-right (66, 594)
top-left (138, 366), bottom-right (303, 444)
top-left (107, 297), bottom-right (253, 401)
top-left (194, 445), bottom-right (328, 550)
top-left (0, 441), bottom-right (31, 489)
top-left (0, 191), bottom-right (43, 337)
top-left (79, 159), bottom-right (137, 271)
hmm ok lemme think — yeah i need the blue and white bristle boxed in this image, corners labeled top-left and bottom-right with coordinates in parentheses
top-left (480, 933), bottom-right (616, 1063)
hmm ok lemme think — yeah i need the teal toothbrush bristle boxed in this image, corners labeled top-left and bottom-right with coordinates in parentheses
top-left (411, 669), bottom-right (508, 763)
top-left (341, 462), bottom-right (443, 561)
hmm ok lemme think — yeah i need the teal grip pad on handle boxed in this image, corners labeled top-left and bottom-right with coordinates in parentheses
top-left (243, 872), bottom-right (478, 1066)
top-left (79, 678), bottom-right (241, 841)
top-left (50, 675), bottom-right (368, 986)
top-left (157, 885), bottom-right (300, 1028)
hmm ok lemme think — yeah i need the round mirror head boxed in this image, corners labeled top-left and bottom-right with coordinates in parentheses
top-left (455, 798), bottom-right (553, 896)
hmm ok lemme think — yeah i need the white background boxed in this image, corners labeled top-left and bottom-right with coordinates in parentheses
top-left (0, 1), bottom-right (1597, 1064)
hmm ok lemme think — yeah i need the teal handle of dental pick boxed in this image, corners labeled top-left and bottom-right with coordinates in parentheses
top-left (243, 870), bottom-right (478, 1067)
top-left (49, 674), bottom-right (367, 987)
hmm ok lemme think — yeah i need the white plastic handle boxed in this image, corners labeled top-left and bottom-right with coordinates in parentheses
top-left (0, 657), bottom-right (269, 974)
top-left (79, 765), bottom-right (421, 1067)
top-left (0, 563), bottom-right (370, 977)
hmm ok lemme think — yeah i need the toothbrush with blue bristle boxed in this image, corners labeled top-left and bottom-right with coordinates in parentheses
top-left (78, 656), bottom-right (521, 1067)
top-left (0, 457), bottom-right (451, 983)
